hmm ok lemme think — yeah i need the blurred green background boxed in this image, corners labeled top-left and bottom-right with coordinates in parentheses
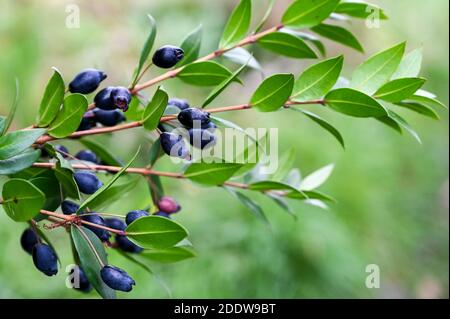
top-left (0, 0), bottom-right (448, 298)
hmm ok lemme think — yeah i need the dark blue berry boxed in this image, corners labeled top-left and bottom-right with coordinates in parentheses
top-left (20, 228), bottom-right (39, 255)
top-left (61, 200), bottom-right (79, 215)
top-left (74, 171), bottom-right (103, 194)
top-left (75, 150), bottom-right (99, 163)
top-left (94, 87), bottom-right (116, 110)
top-left (152, 45), bottom-right (184, 69)
top-left (81, 214), bottom-right (111, 242)
top-left (160, 132), bottom-right (189, 159)
top-left (110, 87), bottom-right (132, 112)
top-left (178, 108), bottom-right (211, 127)
top-left (154, 211), bottom-right (171, 218)
top-left (100, 265), bottom-right (135, 292)
top-left (54, 145), bottom-right (69, 158)
top-left (188, 128), bottom-right (217, 149)
top-left (168, 98), bottom-right (190, 110)
top-left (69, 69), bottom-right (107, 94)
top-left (93, 108), bottom-right (126, 126)
top-left (125, 210), bottom-right (149, 225)
top-left (105, 218), bottom-right (127, 231)
top-left (116, 235), bottom-right (143, 253)
top-left (157, 196), bottom-right (181, 214)
top-left (202, 121), bottom-right (217, 130)
top-left (72, 266), bottom-right (92, 292)
top-left (32, 243), bottom-right (58, 276)
top-left (77, 116), bottom-right (96, 131)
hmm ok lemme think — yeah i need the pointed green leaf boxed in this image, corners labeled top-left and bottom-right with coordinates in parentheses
top-left (374, 77), bottom-right (426, 103)
top-left (140, 246), bottom-right (196, 263)
top-left (325, 88), bottom-right (388, 118)
top-left (178, 25), bottom-right (202, 67)
top-left (249, 180), bottom-right (307, 199)
top-left (250, 74), bottom-right (294, 112)
top-left (30, 174), bottom-right (61, 211)
top-left (299, 164), bottom-right (334, 190)
top-left (292, 55), bottom-right (343, 101)
top-left (282, 0), bottom-right (340, 29)
top-left (80, 139), bottom-right (123, 166)
top-left (219, 0), bottom-right (252, 48)
top-left (228, 189), bottom-right (269, 223)
top-left (335, 1), bottom-right (388, 20)
top-left (177, 61), bottom-right (236, 87)
top-left (311, 23), bottom-right (364, 52)
top-left (0, 149), bottom-right (41, 175)
top-left (385, 109), bottom-right (422, 144)
top-left (407, 94), bottom-right (447, 110)
top-left (132, 14), bottom-right (157, 85)
top-left (0, 129), bottom-right (46, 160)
top-left (1, 79), bottom-right (20, 136)
top-left (257, 32), bottom-right (317, 59)
top-left (48, 94), bottom-right (88, 138)
top-left (350, 43), bottom-right (406, 95)
top-left (395, 102), bottom-right (440, 120)
top-left (142, 87), bottom-right (169, 130)
top-left (185, 162), bottom-right (243, 185)
top-left (2, 178), bottom-right (45, 222)
top-left (392, 48), bottom-right (423, 79)
top-left (38, 68), bottom-right (65, 127)
top-left (223, 47), bottom-right (262, 71)
top-left (253, 0), bottom-right (275, 33)
top-left (126, 216), bottom-right (188, 249)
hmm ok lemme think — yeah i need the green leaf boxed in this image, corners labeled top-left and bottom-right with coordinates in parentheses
top-left (219, 0), bottom-right (252, 48)
top-left (202, 61), bottom-right (247, 108)
top-left (53, 152), bottom-right (80, 200)
top-left (37, 68), bottom-right (65, 127)
top-left (177, 61), bottom-right (235, 87)
top-left (350, 42), bottom-right (406, 95)
top-left (148, 138), bottom-right (162, 166)
top-left (407, 94), bottom-right (447, 110)
top-left (132, 14), bottom-right (157, 85)
top-left (184, 162), bottom-right (243, 185)
top-left (392, 48), bottom-right (423, 79)
top-left (282, 0), bottom-right (340, 29)
top-left (292, 55), bottom-right (343, 101)
top-left (126, 216), bottom-right (188, 249)
top-left (257, 32), bottom-right (317, 59)
top-left (253, 0), bottom-right (275, 33)
top-left (282, 29), bottom-right (326, 56)
top-left (140, 246), bottom-right (196, 263)
top-left (290, 109), bottom-right (345, 148)
top-left (48, 94), bottom-right (88, 138)
top-left (77, 148), bottom-right (140, 213)
top-left (271, 148), bottom-right (296, 181)
top-left (142, 87), bottom-right (169, 131)
top-left (376, 115), bottom-right (403, 134)
top-left (30, 175), bottom-right (61, 211)
top-left (1, 79), bottom-right (20, 136)
top-left (228, 189), bottom-right (269, 223)
top-left (299, 164), bottom-right (334, 190)
top-left (325, 88), bottom-right (387, 118)
top-left (125, 96), bottom-right (145, 121)
top-left (250, 74), bottom-right (294, 112)
top-left (335, 1), bottom-right (388, 20)
top-left (2, 179), bottom-right (45, 222)
top-left (311, 23), bottom-right (363, 52)
top-left (249, 180), bottom-right (308, 199)
top-left (384, 109), bottom-right (421, 144)
top-left (374, 77), bottom-right (426, 103)
top-left (148, 175), bottom-right (165, 203)
top-left (0, 149), bottom-right (41, 175)
top-left (286, 190), bottom-right (335, 201)
top-left (71, 226), bottom-right (116, 299)
top-left (223, 47), bottom-right (262, 71)
top-left (80, 139), bottom-right (123, 166)
top-left (0, 129), bottom-right (46, 160)
top-left (395, 102), bottom-right (440, 120)
top-left (178, 25), bottom-right (202, 67)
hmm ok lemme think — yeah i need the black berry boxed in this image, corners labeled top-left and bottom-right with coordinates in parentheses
top-left (125, 210), bottom-right (149, 225)
top-left (75, 150), bottom-right (99, 163)
top-left (77, 116), bottom-right (96, 131)
top-left (20, 228), bottom-right (39, 255)
top-left (72, 266), bottom-right (92, 293)
top-left (81, 213), bottom-right (111, 242)
top-left (69, 69), bottom-right (107, 94)
top-left (188, 128), bottom-right (217, 149)
top-left (116, 235), bottom-right (143, 253)
top-left (94, 87), bottom-right (116, 110)
top-left (100, 265), bottom-right (135, 292)
top-left (110, 87), bottom-right (132, 112)
top-left (32, 243), bottom-right (58, 276)
top-left (168, 98), bottom-right (190, 110)
top-left (157, 196), bottom-right (181, 214)
top-left (93, 108), bottom-right (126, 126)
top-left (152, 45), bottom-right (184, 69)
top-left (74, 171), bottom-right (103, 194)
top-left (105, 218), bottom-right (127, 231)
top-left (54, 145), bottom-right (70, 158)
top-left (178, 108), bottom-right (211, 127)
top-left (160, 132), bottom-right (189, 159)
top-left (61, 200), bottom-right (80, 215)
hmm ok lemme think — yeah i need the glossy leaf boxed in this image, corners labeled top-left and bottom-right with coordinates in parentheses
top-left (374, 77), bottom-right (426, 103)
top-left (335, 1), bottom-right (388, 20)
top-left (257, 32), bottom-right (317, 59)
top-left (250, 74), bottom-right (294, 112)
top-left (142, 87), bottom-right (169, 131)
top-left (48, 94), bottom-right (88, 138)
top-left (291, 108), bottom-right (344, 148)
top-left (2, 178), bottom-right (45, 222)
top-left (407, 95), bottom-right (447, 110)
top-left (281, 29), bottom-right (326, 56)
top-left (350, 42), bottom-right (406, 95)
top-left (219, 0), bottom-right (252, 48)
top-left (54, 165), bottom-right (80, 200)
top-left (299, 164), bottom-right (334, 190)
top-left (292, 55), bottom-right (343, 101)
top-left (80, 139), bottom-right (123, 166)
top-left (132, 14), bottom-right (157, 85)
top-left (311, 23), bottom-right (363, 52)
top-left (228, 189), bottom-right (269, 223)
top-left (392, 48), bottom-right (423, 79)
top-left (126, 216), bottom-right (188, 249)
top-left (71, 226), bottom-right (116, 299)
top-left (140, 246), bottom-right (196, 263)
top-left (267, 193), bottom-right (296, 217)
top-left (0, 129), bottom-right (46, 160)
top-left (1, 79), bottom-right (19, 136)
top-left (253, 0), bottom-right (275, 33)
top-left (282, 0), bottom-right (340, 29)
top-left (185, 162), bottom-right (243, 186)
top-left (177, 61), bottom-right (235, 87)
top-left (249, 180), bottom-right (307, 199)
top-left (77, 148), bottom-right (140, 213)
top-left (0, 149), bottom-right (41, 175)
top-left (223, 47), bottom-right (262, 71)
top-left (30, 175), bottom-right (61, 211)
top-left (395, 102), bottom-right (440, 120)
top-left (325, 88), bottom-right (387, 118)
top-left (179, 25), bottom-right (202, 67)
top-left (37, 68), bottom-right (65, 127)
top-left (385, 109), bottom-right (422, 144)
